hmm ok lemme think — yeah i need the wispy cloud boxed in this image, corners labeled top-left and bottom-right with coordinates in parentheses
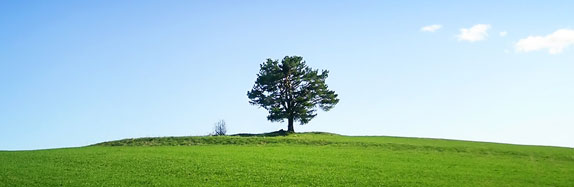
top-left (515, 29), bottom-right (574, 54)
top-left (456, 24), bottom-right (491, 42)
top-left (421, 24), bottom-right (442, 32)
top-left (499, 31), bottom-right (508, 37)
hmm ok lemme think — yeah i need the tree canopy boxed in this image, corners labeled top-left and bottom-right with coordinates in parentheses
top-left (247, 56), bottom-right (339, 133)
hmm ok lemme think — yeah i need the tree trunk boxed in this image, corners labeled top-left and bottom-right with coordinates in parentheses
top-left (287, 117), bottom-right (294, 133)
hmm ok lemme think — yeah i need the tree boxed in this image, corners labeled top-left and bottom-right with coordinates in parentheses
top-left (247, 56), bottom-right (339, 133)
top-left (213, 120), bottom-right (227, 136)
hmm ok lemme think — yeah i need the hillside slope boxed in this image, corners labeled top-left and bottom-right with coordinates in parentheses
top-left (1, 133), bottom-right (573, 186)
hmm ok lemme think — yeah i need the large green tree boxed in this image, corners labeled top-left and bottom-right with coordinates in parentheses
top-left (247, 56), bottom-right (339, 133)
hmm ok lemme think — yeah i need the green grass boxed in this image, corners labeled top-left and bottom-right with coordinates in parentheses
top-left (1, 132), bottom-right (573, 186)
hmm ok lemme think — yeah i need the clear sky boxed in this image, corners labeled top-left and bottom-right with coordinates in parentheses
top-left (1, 1), bottom-right (573, 150)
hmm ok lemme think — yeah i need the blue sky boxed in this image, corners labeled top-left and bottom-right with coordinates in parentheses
top-left (1, 1), bottom-right (573, 150)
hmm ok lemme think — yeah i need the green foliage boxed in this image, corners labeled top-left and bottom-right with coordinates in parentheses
top-left (1, 134), bottom-right (573, 186)
top-left (247, 56), bottom-right (339, 132)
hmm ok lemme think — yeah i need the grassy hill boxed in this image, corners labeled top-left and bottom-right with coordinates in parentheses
top-left (1, 132), bottom-right (573, 186)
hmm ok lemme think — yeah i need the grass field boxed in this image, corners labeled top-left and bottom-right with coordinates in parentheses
top-left (1, 132), bottom-right (573, 186)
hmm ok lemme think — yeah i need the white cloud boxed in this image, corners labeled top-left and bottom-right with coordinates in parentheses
top-left (515, 29), bottom-right (574, 55)
top-left (421, 24), bottom-right (442, 32)
top-left (456, 24), bottom-right (491, 42)
top-left (499, 31), bottom-right (508, 37)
